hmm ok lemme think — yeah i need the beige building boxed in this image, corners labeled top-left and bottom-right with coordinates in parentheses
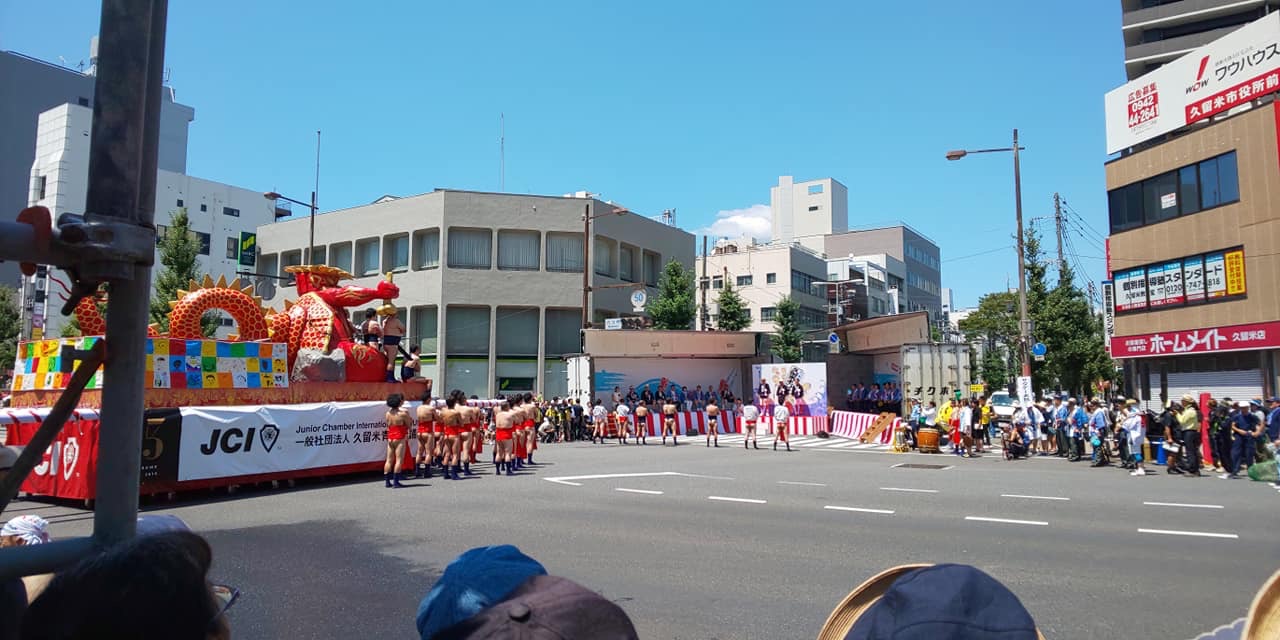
top-left (255, 189), bottom-right (694, 398)
top-left (770, 176), bottom-right (848, 254)
top-left (694, 237), bottom-right (828, 334)
top-left (1105, 100), bottom-right (1280, 402)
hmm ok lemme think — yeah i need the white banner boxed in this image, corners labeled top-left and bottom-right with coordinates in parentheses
top-left (1016, 376), bottom-right (1034, 409)
top-left (751, 362), bottom-right (829, 416)
top-left (177, 401), bottom-right (393, 481)
top-left (1105, 13), bottom-right (1280, 154)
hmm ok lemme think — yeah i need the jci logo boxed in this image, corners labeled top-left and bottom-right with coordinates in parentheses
top-left (201, 424), bottom-right (280, 455)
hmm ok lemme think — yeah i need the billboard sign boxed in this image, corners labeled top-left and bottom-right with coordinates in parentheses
top-left (1111, 247), bottom-right (1245, 314)
top-left (1110, 320), bottom-right (1280, 358)
top-left (1101, 280), bottom-right (1115, 355)
top-left (1105, 13), bottom-right (1280, 154)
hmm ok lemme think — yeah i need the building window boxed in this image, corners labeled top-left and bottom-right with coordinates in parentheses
top-left (642, 252), bottom-right (660, 286)
top-left (413, 229), bottom-right (440, 270)
top-left (259, 254), bottom-right (278, 282)
top-left (766, 272), bottom-right (777, 284)
top-left (498, 230), bottom-right (540, 271)
top-left (760, 307), bottom-right (777, 322)
top-left (447, 228), bottom-right (492, 269)
top-left (798, 306), bottom-right (826, 330)
top-left (222, 206), bottom-right (240, 217)
top-left (355, 238), bottom-right (380, 276)
top-left (546, 232), bottom-right (584, 272)
top-left (193, 231), bottom-right (211, 256)
top-left (177, 199), bottom-right (184, 207)
top-left (791, 270), bottom-right (819, 296)
top-left (807, 205), bottom-right (820, 212)
top-left (77, 97), bottom-right (89, 107)
top-left (225, 237), bottom-right (237, 260)
top-left (737, 275), bottom-right (752, 286)
top-left (155, 224), bottom-right (168, 246)
top-left (619, 245), bottom-right (635, 282)
top-left (200, 204), bottom-right (207, 212)
top-left (1108, 151), bottom-right (1239, 233)
top-left (807, 184), bottom-right (824, 195)
top-left (329, 242), bottom-right (352, 273)
top-left (593, 236), bottom-right (616, 277)
top-left (308, 245), bottom-right (326, 266)
top-left (36, 176), bottom-right (47, 200)
top-left (281, 249), bottom-right (302, 284)
top-left (711, 276), bottom-right (723, 289)
top-left (384, 234), bottom-right (409, 272)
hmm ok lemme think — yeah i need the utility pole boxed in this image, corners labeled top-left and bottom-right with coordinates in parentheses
top-left (1012, 129), bottom-right (1031, 378)
top-left (699, 236), bottom-right (709, 330)
top-left (1053, 192), bottom-right (1065, 279)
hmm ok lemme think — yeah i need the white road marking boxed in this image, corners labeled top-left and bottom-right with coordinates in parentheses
top-left (891, 462), bottom-right (953, 470)
top-left (1143, 501), bottom-right (1224, 509)
top-left (777, 481), bottom-right (827, 487)
top-left (543, 471), bottom-right (733, 486)
top-left (615, 488), bottom-right (664, 495)
top-left (824, 505), bottom-right (895, 515)
top-left (1138, 528), bottom-right (1238, 539)
top-left (708, 496), bottom-right (767, 504)
top-left (965, 516), bottom-right (1049, 526)
top-left (880, 487), bottom-right (939, 494)
top-left (1002, 494), bottom-right (1070, 501)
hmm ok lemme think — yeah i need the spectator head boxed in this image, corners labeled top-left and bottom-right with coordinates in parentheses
top-left (1270, 397), bottom-right (1280, 407)
top-left (1067, 398), bottom-right (1077, 406)
top-left (22, 531), bottom-right (232, 640)
top-left (365, 308), bottom-right (377, 319)
top-left (410, 345), bottom-right (421, 355)
top-left (421, 390), bottom-right (434, 404)
top-left (1181, 394), bottom-right (1195, 406)
top-left (1, 516), bottom-right (50, 548)
top-left (1238, 400), bottom-right (1251, 409)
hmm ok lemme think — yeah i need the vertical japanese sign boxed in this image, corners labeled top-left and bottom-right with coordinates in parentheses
top-left (1183, 257), bottom-right (1206, 302)
top-left (1204, 253), bottom-right (1227, 298)
top-left (239, 232), bottom-right (256, 267)
top-left (1101, 280), bottom-right (1115, 355)
top-left (1223, 249), bottom-right (1246, 295)
top-left (1154, 259), bottom-right (1184, 307)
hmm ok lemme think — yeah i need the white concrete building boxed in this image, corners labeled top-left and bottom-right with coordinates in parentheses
top-left (770, 176), bottom-right (848, 254)
top-left (824, 253), bottom-right (905, 321)
top-left (24, 103), bottom-right (277, 338)
top-left (695, 237), bottom-right (829, 333)
top-left (255, 189), bottom-right (694, 399)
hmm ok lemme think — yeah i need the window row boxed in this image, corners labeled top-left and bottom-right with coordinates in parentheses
top-left (261, 228), bottom-right (661, 285)
top-left (905, 244), bottom-right (939, 270)
top-left (346, 305), bottom-right (586, 359)
top-left (906, 273), bottom-right (940, 296)
top-left (1108, 151), bottom-right (1240, 233)
top-left (173, 199), bottom-right (239, 216)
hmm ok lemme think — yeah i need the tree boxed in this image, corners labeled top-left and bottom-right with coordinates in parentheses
top-left (714, 281), bottom-right (751, 331)
top-left (150, 209), bottom-right (217, 336)
top-left (770, 296), bottom-right (803, 363)
top-left (649, 259), bottom-right (696, 330)
top-left (0, 287), bottom-right (19, 383)
top-left (958, 290), bottom-right (1018, 386)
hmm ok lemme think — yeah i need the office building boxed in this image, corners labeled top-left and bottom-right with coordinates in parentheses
top-left (695, 237), bottom-right (829, 334)
top-left (255, 190), bottom-right (694, 398)
top-left (770, 176), bottom-right (848, 254)
top-left (1105, 13), bottom-right (1280, 402)
top-left (23, 103), bottom-right (276, 339)
top-left (823, 253), bottom-right (904, 326)
top-left (824, 225), bottom-right (942, 320)
top-left (0, 44), bottom-right (194, 288)
top-left (1120, 0), bottom-right (1280, 80)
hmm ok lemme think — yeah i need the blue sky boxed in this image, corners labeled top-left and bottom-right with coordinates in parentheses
top-left (0, 1), bottom-right (1125, 308)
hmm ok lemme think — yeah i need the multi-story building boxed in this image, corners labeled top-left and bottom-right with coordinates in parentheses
top-left (1120, 0), bottom-right (1280, 80)
top-left (823, 253), bottom-right (904, 326)
top-left (23, 103), bottom-right (276, 339)
top-left (255, 190), bottom-right (694, 398)
top-left (694, 237), bottom-right (829, 334)
top-left (0, 44), bottom-right (194, 288)
top-left (770, 176), bottom-right (848, 254)
top-left (824, 224), bottom-right (942, 320)
top-left (1105, 13), bottom-right (1280, 402)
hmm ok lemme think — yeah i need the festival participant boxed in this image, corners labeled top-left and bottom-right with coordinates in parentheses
top-left (401, 344), bottom-right (421, 382)
top-left (360, 308), bottom-right (381, 346)
top-left (439, 392), bottom-right (465, 480)
top-left (454, 397), bottom-right (477, 477)
top-left (523, 392), bottom-right (539, 464)
top-left (741, 398), bottom-right (760, 450)
top-left (591, 399), bottom-right (608, 444)
top-left (772, 399), bottom-right (791, 452)
top-left (662, 397), bottom-right (679, 446)
top-left (494, 399), bottom-right (516, 475)
top-left (1123, 399), bottom-right (1147, 476)
top-left (614, 402), bottom-right (631, 445)
top-left (512, 395), bottom-right (529, 468)
top-left (414, 391), bottom-right (437, 479)
top-left (634, 402), bottom-right (650, 445)
top-left (705, 397), bottom-right (720, 447)
top-left (384, 393), bottom-right (412, 488)
top-left (379, 307), bottom-right (406, 383)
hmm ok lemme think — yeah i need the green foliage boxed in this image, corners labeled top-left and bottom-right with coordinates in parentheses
top-left (0, 287), bottom-right (19, 380)
top-left (770, 296), bottom-right (803, 363)
top-left (150, 209), bottom-right (217, 336)
top-left (714, 281), bottom-right (751, 331)
top-left (649, 259), bottom-right (696, 330)
top-left (959, 290), bottom-right (1019, 387)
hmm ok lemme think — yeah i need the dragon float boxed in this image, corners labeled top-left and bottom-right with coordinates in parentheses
top-left (71, 265), bottom-right (400, 383)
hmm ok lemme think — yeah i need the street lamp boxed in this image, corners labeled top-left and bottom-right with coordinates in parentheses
top-left (263, 190), bottom-right (318, 263)
top-left (945, 128), bottom-right (1031, 377)
top-left (581, 204), bottom-right (629, 330)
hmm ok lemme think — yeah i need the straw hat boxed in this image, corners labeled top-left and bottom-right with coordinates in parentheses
top-left (1244, 569), bottom-right (1280, 640)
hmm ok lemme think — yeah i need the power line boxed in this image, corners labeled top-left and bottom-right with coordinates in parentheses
top-left (942, 245), bottom-right (1014, 263)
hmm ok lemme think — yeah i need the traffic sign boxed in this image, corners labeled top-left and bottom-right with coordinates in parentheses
top-left (1031, 342), bottom-right (1047, 357)
top-left (828, 332), bottom-right (839, 344)
top-left (969, 383), bottom-right (985, 393)
top-left (604, 318), bottom-right (622, 330)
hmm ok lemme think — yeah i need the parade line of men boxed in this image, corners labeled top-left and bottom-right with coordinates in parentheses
top-left (588, 395), bottom-right (797, 452)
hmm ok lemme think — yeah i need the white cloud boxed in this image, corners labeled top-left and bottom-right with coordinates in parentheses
top-left (698, 204), bottom-right (771, 242)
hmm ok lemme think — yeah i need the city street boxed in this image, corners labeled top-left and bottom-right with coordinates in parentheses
top-left (15, 438), bottom-right (1278, 639)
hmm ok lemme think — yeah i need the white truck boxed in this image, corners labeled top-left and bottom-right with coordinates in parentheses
top-left (566, 355), bottom-right (593, 406)
top-left (898, 343), bottom-right (973, 413)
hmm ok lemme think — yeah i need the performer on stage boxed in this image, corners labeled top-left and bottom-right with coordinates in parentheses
top-left (662, 398), bottom-right (678, 446)
top-left (634, 402), bottom-right (649, 445)
top-left (772, 400), bottom-right (791, 452)
top-left (615, 402), bottom-right (631, 445)
top-left (384, 393), bottom-right (411, 487)
top-left (360, 308), bottom-right (382, 346)
top-left (494, 399), bottom-right (516, 475)
top-left (439, 392), bottom-right (464, 480)
top-left (414, 392), bottom-right (437, 479)
top-left (741, 399), bottom-right (760, 450)
top-left (705, 397), bottom-right (720, 447)
top-left (378, 307), bottom-right (406, 383)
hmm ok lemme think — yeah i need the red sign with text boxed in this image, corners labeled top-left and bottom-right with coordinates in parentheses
top-left (8, 418), bottom-right (99, 500)
top-left (1110, 320), bottom-right (1280, 359)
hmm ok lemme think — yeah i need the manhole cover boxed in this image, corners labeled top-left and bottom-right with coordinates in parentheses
top-left (891, 463), bottom-right (952, 470)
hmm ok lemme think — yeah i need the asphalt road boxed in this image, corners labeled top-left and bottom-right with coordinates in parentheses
top-left (14, 438), bottom-right (1280, 639)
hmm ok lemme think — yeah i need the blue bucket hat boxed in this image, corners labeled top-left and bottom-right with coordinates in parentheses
top-left (416, 545), bottom-right (547, 640)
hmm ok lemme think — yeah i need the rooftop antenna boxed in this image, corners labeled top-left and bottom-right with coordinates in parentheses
top-left (499, 113), bottom-right (505, 192)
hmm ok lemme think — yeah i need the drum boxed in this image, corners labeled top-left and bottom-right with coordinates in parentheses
top-left (917, 427), bottom-right (940, 453)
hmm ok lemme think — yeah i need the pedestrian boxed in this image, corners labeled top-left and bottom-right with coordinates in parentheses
top-left (383, 393), bottom-right (411, 488)
top-left (741, 398), bottom-right (760, 450)
top-left (1123, 399), bottom-right (1147, 476)
top-left (591, 399), bottom-right (608, 444)
top-left (1267, 396), bottom-right (1280, 443)
top-left (614, 401), bottom-right (631, 445)
top-left (1220, 400), bottom-right (1262, 479)
top-left (957, 399), bottom-right (974, 457)
top-left (705, 396), bottom-right (720, 447)
top-left (1066, 398), bottom-right (1088, 462)
top-left (1052, 396), bottom-right (1069, 457)
top-left (979, 398), bottom-right (993, 448)
top-left (772, 400), bottom-right (791, 452)
top-left (1087, 398), bottom-right (1110, 467)
top-left (568, 398), bottom-right (584, 441)
top-left (1112, 397), bottom-right (1133, 469)
top-left (1206, 398), bottom-right (1227, 472)
top-left (923, 400), bottom-right (938, 432)
top-left (1177, 394), bottom-right (1204, 476)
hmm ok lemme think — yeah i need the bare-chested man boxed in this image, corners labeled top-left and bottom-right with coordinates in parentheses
top-left (523, 393), bottom-right (539, 465)
top-left (414, 391), bottom-right (437, 479)
top-left (633, 402), bottom-right (650, 445)
top-left (384, 393), bottom-right (412, 488)
top-left (438, 391), bottom-right (464, 480)
top-left (457, 395), bottom-right (478, 476)
top-left (494, 399), bottom-right (517, 475)
top-left (662, 398), bottom-right (679, 446)
top-left (705, 397), bottom-right (721, 447)
top-left (512, 395), bottom-right (528, 470)
top-left (614, 402), bottom-right (631, 445)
